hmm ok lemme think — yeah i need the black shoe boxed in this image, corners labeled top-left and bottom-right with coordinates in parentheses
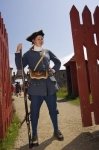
top-left (31, 135), bottom-right (39, 147)
top-left (54, 130), bottom-right (64, 141)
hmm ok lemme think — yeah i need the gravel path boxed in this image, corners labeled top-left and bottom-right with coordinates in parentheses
top-left (13, 94), bottom-right (99, 150)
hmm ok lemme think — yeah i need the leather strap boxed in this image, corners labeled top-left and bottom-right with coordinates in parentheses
top-left (34, 50), bottom-right (46, 71)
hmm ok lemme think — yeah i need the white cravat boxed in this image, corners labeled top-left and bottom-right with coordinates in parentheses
top-left (33, 45), bottom-right (43, 51)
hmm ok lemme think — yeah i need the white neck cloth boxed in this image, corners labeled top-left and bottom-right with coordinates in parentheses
top-left (33, 45), bottom-right (43, 51)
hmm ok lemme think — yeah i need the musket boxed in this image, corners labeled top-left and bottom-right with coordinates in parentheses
top-left (19, 48), bottom-right (32, 148)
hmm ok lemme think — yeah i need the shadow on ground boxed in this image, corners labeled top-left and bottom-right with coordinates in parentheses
top-left (16, 136), bottom-right (55, 150)
top-left (57, 98), bottom-right (67, 103)
top-left (57, 98), bottom-right (76, 103)
top-left (62, 131), bottom-right (99, 150)
top-left (15, 131), bottom-right (99, 150)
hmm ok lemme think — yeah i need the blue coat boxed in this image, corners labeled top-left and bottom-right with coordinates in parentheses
top-left (15, 48), bottom-right (61, 96)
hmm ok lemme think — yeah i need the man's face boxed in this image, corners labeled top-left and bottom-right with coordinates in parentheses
top-left (32, 35), bottom-right (44, 47)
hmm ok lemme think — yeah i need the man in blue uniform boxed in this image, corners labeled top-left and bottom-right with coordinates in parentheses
top-left (15, 30), bottom-right (64, 145)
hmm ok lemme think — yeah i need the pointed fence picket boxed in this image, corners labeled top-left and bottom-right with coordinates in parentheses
top-left (70, 6), bottom-right (99, 127)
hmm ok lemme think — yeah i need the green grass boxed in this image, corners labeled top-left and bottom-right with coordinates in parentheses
top-left (69, 97), bottom-right (80, 106)
top-left (57, 87), bottom-right (80, 106)
top-left (0, 114), bottom-right (20, 150)
top-left (57, 87), bottom-right (67, 98)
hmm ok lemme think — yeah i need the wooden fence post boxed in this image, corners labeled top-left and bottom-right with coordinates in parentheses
top-left (0, 13), bottom-right (13, 139)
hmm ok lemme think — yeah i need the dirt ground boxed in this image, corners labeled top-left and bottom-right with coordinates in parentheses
top-left (13, 94), bottom-right (99, 150)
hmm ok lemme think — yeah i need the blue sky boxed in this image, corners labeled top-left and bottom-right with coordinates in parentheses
top-left (0, 0), bottom-right (99, 71)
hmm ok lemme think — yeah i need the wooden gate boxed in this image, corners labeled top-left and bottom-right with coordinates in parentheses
top-left (70, 6), bottom-right (99, 127)
top-left (0, 13), bottom-right (13, 139)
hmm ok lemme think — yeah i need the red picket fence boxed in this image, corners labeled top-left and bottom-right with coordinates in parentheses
top-left (0, 13), bottom-right (13, 139)
top-left (70, 6), bottom-right (99, 127)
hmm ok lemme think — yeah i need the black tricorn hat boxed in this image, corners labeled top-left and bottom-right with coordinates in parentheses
top-left (26, 30), bottom-right (44, 42)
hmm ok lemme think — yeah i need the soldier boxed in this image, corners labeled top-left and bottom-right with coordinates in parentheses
top-left (15, 30), bottom-right (64, 146)
top-left (15, 82), bottom-right (21, 97)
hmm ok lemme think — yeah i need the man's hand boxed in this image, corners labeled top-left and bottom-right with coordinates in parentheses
top-left (16, 43), bottom-right (22, 53)
top-left (49, 68), bottom-right (55, 76)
